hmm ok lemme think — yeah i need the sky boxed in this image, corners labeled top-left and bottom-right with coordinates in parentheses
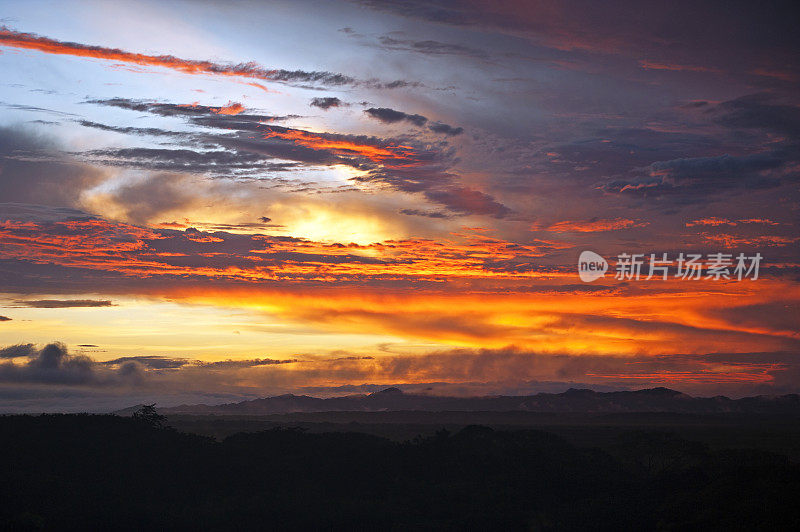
top-left (0, 0), bottom-right (798, 411)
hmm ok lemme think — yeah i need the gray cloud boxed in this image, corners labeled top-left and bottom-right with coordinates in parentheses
top-left (15, 299), bottom-right (114, 308)
top-left (310, 97), bottom-right (343, 110)
top-left (424, 186), bottom-right (510, 218)
top-left (428, 122), bottom-right (463, 136)
top-left (76, 120), bottom-right (194, 140)
top-left (86, 172), bottom-right (205, 225)
top-left (78, 99), bottom-right (510, 217)
top-left (84, 99), bottom-right (293, 130)
top-left (0, 342), bottom-right (106, 385)
top-left (377, 35), bottom-right (490, 60)
top-left (714, 93), bottom-right (800, 139)
top-left (603, 152), bottom-right (789, 197)
top-left (0, 126), bottom-right (108, 207)
top-left (0, 343), bottom-right (35, 358)
top-left (399, 208), bottom-right (451, 218)
top-left (102, 356), bottom-right (190, 370)
top-left (364, 107), bottom-right (428, 126)
top-left (81, 147), bottom-right (287, 175)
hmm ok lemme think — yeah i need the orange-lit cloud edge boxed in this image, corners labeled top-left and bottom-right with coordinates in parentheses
top-left (1, 215), bottom-right (798, 392)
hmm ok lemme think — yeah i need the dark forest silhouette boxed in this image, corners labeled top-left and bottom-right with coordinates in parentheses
top-left (2, 412), bottom-right (799, 530)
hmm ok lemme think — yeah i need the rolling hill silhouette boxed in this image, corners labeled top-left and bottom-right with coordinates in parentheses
top-left (144, 387), bottom-right (800, 416)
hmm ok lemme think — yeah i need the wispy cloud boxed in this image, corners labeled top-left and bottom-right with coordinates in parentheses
top-left (0, 26), bottom-right (356, 88)
top-left (13, 299), bottom-right (114, 308)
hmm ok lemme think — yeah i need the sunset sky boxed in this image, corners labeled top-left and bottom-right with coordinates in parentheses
top-left (0, 0), bottom-right (798, 411)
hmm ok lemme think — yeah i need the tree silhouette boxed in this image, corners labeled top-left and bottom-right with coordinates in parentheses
top-left (131, 403), bottom-right (166, 428)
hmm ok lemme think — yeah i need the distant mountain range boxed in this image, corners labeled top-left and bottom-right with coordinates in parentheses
top-left (126, 387), bottom-right (800, 416)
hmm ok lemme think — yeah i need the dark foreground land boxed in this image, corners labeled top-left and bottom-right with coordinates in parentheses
top-left (167, 410), bottom-right (800, 462)
top-left (2, 414), bottom-right (800, 531)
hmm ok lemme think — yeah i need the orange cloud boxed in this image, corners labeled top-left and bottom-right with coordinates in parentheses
top-left (1, 218), bottom-right (798, 360)
top-left (697, 233), bottom-right (799, 247)
top-left (164, 277), bottom-right (800, 358)
top-left (261, 127), bottom-right (418, 164)
top-left (0, 219), bottom-right (569, 284)
top-left (211, 101), bottom-right (245, 115)
top-left (686, 218), bottom-right (781, 227)
top-left (0, 26), bottom-right (352, 87)
top-left (546, 218), bottom-right (646, 232)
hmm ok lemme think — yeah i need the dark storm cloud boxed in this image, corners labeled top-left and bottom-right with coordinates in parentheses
top-left (364, 107), bottom-right (428, 126)
top-left (310, 97), bottom-right (343, 110)
top-left (428, 122), bottom-right (463, 136)
top-left (15, 299), bottom-right (114, 308)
